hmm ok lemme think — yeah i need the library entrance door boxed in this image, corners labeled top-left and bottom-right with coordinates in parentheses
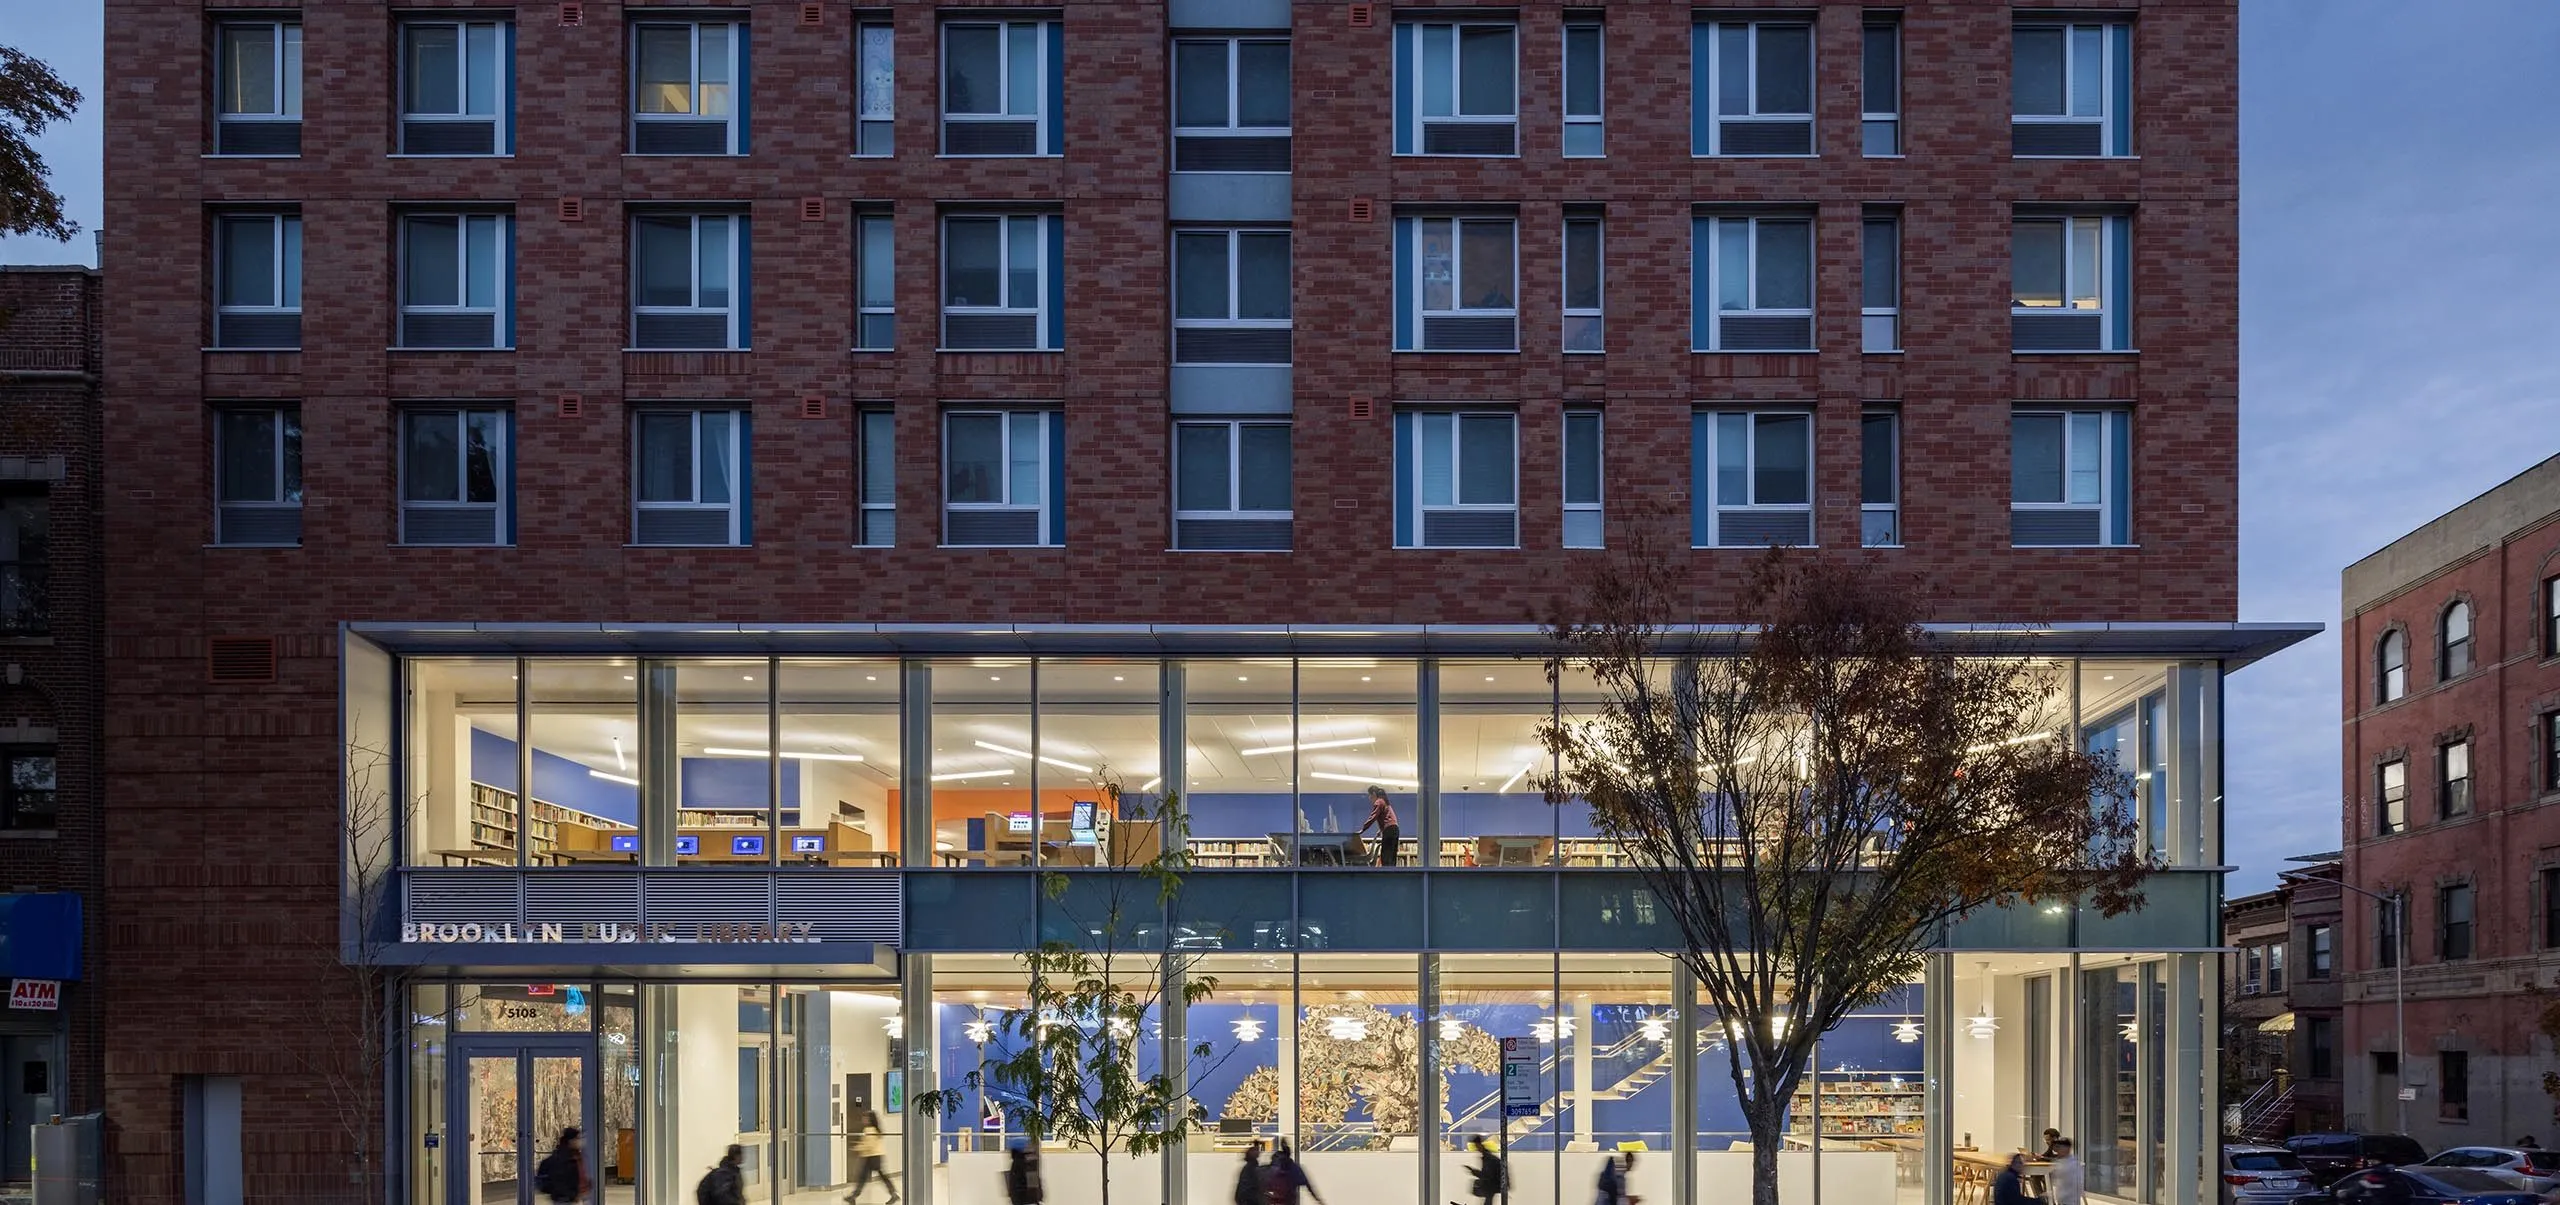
top-left (448, 1037), bottom-right (598, 1205)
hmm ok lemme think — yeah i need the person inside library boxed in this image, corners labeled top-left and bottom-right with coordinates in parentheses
top-left (1358, 785), bottom-right (1402, 867)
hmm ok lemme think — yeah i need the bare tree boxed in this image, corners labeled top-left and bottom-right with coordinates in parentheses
top-left (1538, 546), bottom-right (2151, 1205)
top-left (304, 721), bottom-right (410, 1204)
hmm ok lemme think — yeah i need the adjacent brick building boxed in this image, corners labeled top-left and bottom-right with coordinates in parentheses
top-left (2339, 452), bottom-right (2560, 1148)
top-left (99, 1), bottom-right (2287, 1203)
top-left (0, 265), bottom-right (104, 1192)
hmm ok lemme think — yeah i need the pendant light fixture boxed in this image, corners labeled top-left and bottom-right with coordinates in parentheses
top-left (1965, 961), bottom-right (2000, 1040)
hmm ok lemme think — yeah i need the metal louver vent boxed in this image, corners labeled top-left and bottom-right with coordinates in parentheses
top-left (401, 312), bottom-right (499, 349)
top-left (215, 121), bottom-right (302, 156)
top-left (1174, 327), bottom-right (1290, 365)
top-left (216, 505), bottom-right (301, 546)
top-left (207, 636), bottom-right (278, 684)
top-left (404, 870), bottom-right (526, 926)
top-left (635, 507), bottom-right (736, 545)
top-left (524, 872), bottom-right (643, 929)
top-left (1174, 135), bottom-right (1291, 173)
top-left (1716, 315), bottom-right (1814, 352)
top-left (1714, 509), bottom-right (1811, 547)
top-left (1717, 119), bottom-right (1812, 155)
top-left (944, 121), bottom-right (1039, 156)
top-left (2012, 313), bottom-right (2103, 352)
top-left (215, 313), bottom-right (302, 350)
top-left (775, 876), bottom-right (903, 943)
top-left (2013, 122), bottom-right (2103, 157)
top-left (1175, 517), bottom-right (1292, 551)
top-left (401, 120), bottom-right (498, 155)
top-left (943, 313), bottom-right (1040, 350)
top-left (2011, 508), bottom-right (2103, 546)
top-left (401, 505), bottom-right (501, 546)
top-left (1420, 121), bottom-right (1516, 156)
top-left (946, 508), bottom-right (1042, 546)
top-left (633, 313), bottom-right (732, 349)
top-left (632, 120), bottom-right (731, 155)
top-left (1420, 315), bottom-right (1516, 352)
top-left (1421, 509), bottom-right (1517, 548)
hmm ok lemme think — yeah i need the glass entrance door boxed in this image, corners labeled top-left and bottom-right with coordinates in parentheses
top-left (451, 1039), bottom-right (598, 1205)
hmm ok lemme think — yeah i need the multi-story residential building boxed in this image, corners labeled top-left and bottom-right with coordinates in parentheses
top-left (2222, 887), bottom-right (2290, 1119)
top-left (0, 265), bottom-right (102, 1195)
top-left (101, 2), bottom-right (2300, 1204)
top-left (2338, 453), bottom-right (2560, 1150)
top-left (2283, 856), bottom-right (2346, 1134)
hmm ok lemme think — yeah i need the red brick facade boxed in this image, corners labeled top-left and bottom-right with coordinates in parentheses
top-left (2337, 456), bottom-right (2560, 1146)
top-left (100, 0), bottom-right (2236, 1199)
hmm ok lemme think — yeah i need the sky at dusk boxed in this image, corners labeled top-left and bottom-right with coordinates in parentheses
top-left (8, 1), bottom-right (2558, 892)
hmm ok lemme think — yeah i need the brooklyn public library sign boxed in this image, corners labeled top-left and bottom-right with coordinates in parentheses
top-left (401, 920), bottom-right (824, 944)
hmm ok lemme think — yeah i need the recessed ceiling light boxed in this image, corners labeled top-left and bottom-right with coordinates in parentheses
top-left (623, 675), bottom-right (635, 681)
top-left (990, 675), bottom-right (1002, 681)
top-left (866, 674), bottom-right (878, 681)
top-left (1238, 675), bottom-right (1249, 681)
top-left (1360, 675), bottom-right (1372, 682)
top-left (1485, 676), bottom-right (1496, 682)
top-left (1113, 675), bottom-right (1124, 682)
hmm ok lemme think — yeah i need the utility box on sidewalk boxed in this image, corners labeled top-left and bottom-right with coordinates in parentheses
top-left (32, 1113), bottom-right (101, 1205)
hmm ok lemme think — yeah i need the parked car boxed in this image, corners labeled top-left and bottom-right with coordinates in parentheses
top-left (2284, 1167), bottom-right (2543, 1205)
top-left (2224, 1144), bottom-right (2317, 1205)
top-left (2420, 1148), bottom-right (2560, 1195)
top-left (2289, 1134), bottom-right (2432, 1180)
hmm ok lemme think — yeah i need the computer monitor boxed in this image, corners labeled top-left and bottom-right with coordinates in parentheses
top-left (608, 834), bottom-right (640, 853)
top-left (674, 835), bottom-right (700, 856)
top-left (792, 834), bottom-right (827, 854)
top-left (732, 835), bottom-right (766, 857)
top-left (1218, 1118), bottom-right (1251, 1136)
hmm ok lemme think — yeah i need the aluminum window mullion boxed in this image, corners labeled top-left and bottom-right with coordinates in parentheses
top-left (1227, 421), bottom-right (1245, 512)
top-left (268, 412), bottom-right (287, 505)
top-left (1226, 41), bottom-right (1243, 132)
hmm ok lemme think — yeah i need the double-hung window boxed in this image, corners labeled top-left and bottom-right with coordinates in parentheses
top-left (633, 408), bottom-right (749, 546)
top-left (0, 749), bottom-right (54, 830)
top-left (854, 210), bottom-right (895, 350)
top-left (1862, 15), bottom-right (1900, 155)
top-left (2377, 759), bottom-right (2407, 835)
top-left (942, 19), bottom-right (1061, 156)
top-left (2545, 575), bottom-right (2560, 658)
top-left (214, 20), bottom-right (302, 155)
top-left (856, 19), bottom-right (894, 156)
top-left (2240, 947), bottom-right (2261, 995)
top-left (1395, 411), bottom-right (1517, 549)
top-left (2440, 739), bottom-right (2472, 818)
top-left (214, 406), bottom-right (303, 546)
top-left (857, 407), bottom-right (895, 546)
top-left (1862, 211), bottom-right (1900, 352)
top-left (212, 213), bottom-right (302, 350)
top-left (2308, 924), bottom-right (2332, 978)
top-left (1562, 410), bottom-right (1603, 549)
top-left (0, 492), bottom-right (46, 636)
top-left (1395, 214), bottom-right (1517, 352)
top-left (1563, 213), bottom-right (1603, 353)
top-left (631, 213), bottom-right (747, 350)
top-left (1692, 213), bottom-right (1813, 352)
top-left (2441, 601), bottom-right (2474, 678)
top-left (1172, 37), bottom-right (1290, 173)
top-left (2013, 213), bottom-right (2132, 352)
top-left (1692, 410), bottom-right (1813, 548)
top-left (399, 407), bottom-right (512, 545)
top-left (2439, 883), bottom-right (2474, 961)
top-left (1174, 228), bottom-right (1291, 365)
top-left (1173, 420), bottom-right (1292, 551)
top-left (1693, 19), bottom-right (1812, 156)
top-left (944, 409), bottom-right (1063, 547)
top-left (2013, 19), bottom-right (2131, 157)
top-left (1395, 21), bottom-right (1517, 156)
top-left (399, 19), bottom-right (511, 154)
top-left (1861, 410), bottom-right (1900, 546)
top-left (1563, 22), bottom-right (1603, 157)
top-left (632, 20), bottom-right (744, 155)
top-left (398, 213), bottom-right (513, 350)
top-left (2377, 896), bottom-right (2402, 968)
top-left (2010, 409), bottom-right (2131, 546)
top-left (941, 213), bottom-right (1062, 351)
top-left (2379, 631), bottom-right (2408, 703)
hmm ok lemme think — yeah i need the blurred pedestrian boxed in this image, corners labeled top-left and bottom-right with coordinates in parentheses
top-left (534, 1127), bottom-right (588, 1204)
top-left (1005, 1144), bottom-right (1044, 1205)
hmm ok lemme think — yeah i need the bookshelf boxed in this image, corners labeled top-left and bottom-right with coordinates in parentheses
top-left (1790, 1073), bottom-right (1923, 1137)
top-left (467, 782), bottom-right (626, 862)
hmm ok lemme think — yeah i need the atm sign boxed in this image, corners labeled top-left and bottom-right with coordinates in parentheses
top-left (9, 979), bottom-right (59, 1011)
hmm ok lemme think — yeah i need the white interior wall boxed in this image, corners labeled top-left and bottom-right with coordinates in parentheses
top-left (1949, 967), bottom-right (1996, 1149)
top-left (675, 984), bottom-right (745, 1186)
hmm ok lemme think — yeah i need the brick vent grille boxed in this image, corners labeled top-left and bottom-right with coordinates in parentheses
top-left (207, 637), bottom-right (277, 684)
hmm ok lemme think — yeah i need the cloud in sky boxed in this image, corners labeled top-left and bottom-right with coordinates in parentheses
top-left (11, 0), bottom-right (2560, 892)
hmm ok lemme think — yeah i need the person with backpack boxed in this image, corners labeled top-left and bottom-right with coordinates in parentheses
top-left (1234, 1141), bottom-right (1267, 1205)
top-left (1593, 1151), bottom-right (1638, 1205)
top-left (696, 1144), bottom-right (746, 1205)
top-left (1460, 1134), bottom-right (1506, 1205)
top-left (534, 1127), bottom-right (587, 1204)
top-left (1267, 1139), bottom-right (1323, 1205)
top-left (1005, 1144), bottom-right (1044, 1205)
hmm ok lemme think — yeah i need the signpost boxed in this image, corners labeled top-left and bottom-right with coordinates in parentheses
top-left (1500, 1036), bottom-right (1539, 1205)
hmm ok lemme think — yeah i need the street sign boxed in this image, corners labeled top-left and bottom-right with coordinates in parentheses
top-left (7, 979), bottom-right (57, 1011)
top-left (2396, 1087), bottom-right (2418, 1101)
top-left (1501, 1036), bottom-right (1540, 1118)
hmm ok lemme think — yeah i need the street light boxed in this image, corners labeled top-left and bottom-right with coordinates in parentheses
top-left (2282, 864), bottom-right (2405, 1134)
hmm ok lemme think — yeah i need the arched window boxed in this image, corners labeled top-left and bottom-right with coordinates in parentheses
top-left (2441, 601), bottom-right (2474, 679)
top-left (2378, 629), bottom-right (2407, 703)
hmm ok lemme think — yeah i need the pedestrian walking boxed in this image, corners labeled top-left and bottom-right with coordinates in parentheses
top-left (2045, 1138), bottom-right (2084, 1205)
top-left (1359, 786), bottom-right (1402, 867)
top-left (1005, 1144), bottom-right (1045, 1205)
top-left (845, 1102), bottom-right (899, 1204)
top-left (534, 1127), bottom-right (588, 1204)
top-left (1267, 1139), bottom-right (1324, 1205)
top-left (695, 1144), bottom-right (746, 1205)
top-left (1234, 1141), bottom-right (1267, 1205)
top-left (1459, 1134), bottom-right (1506, 1205)
top-left (1594, 1151), bottom-right (1638, 1205)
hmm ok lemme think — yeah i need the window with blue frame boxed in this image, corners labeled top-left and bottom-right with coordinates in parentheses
top-left (1394, 20), bottom-right (1518, 156)
top-left (631, 18), bottom-right (745, 155)
top-left (398, 212), bottom-right (513, 350)
top-left (941, 213), bottom-right (1063, 351)
top-left (942, 19), bottom-right (1062, 156)
top-left (1394, 214), bottom-right (1518, 352)
top-left (1395, 410), bottom-right (1518, 549)
top-left (1691, 411), bottom-right (1813, 548)
top-left (212, 212), bottom-right (302, 350)
top-left (2011, 19), bottom-right (2131, 157)
top-left (399, 19), bottom-right (512, 155)
top-left (944, 409), bottom-right (1064, 547)
top-left (2010, 409), bottom-right (2131, 547)
top-left (399, 407), bottom-right (513, 546)
top-left (631, 213), bottom-right (748, 350)
top-left (632, 408), bottom-right (750, 547)
top-left (2011, 212), bottom-right (2132, 352)
top-left (1692, 19), bottom-right (1813, 156)
top-left (1692, 213), bottom-right (1814, 352)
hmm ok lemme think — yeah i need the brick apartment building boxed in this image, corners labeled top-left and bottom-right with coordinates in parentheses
top-left (2339, 453), bottom-right (2560, 1149)
top-left (100, 2), bottom-right (2301, 1204)
top-left (0, 265), bottom-right (103, 1192)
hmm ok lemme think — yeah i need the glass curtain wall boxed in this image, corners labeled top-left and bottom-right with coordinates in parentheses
top-left (1438, 663), bottom-right (1557, 866)
top-left (1296, 662), bottom-right (1421, 866)
top-left (1037, 661), bottom-right (1162, 866)
top-left (778, 659), bottom-right (903, 865)
top-left (930, 660), bottom-right (1033, 866)
top-left (1185, 662), bottom-right (1297, 866)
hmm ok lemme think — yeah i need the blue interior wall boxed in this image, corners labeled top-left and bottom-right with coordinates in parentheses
top-left (466, 726), bottom-right (802, 824)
